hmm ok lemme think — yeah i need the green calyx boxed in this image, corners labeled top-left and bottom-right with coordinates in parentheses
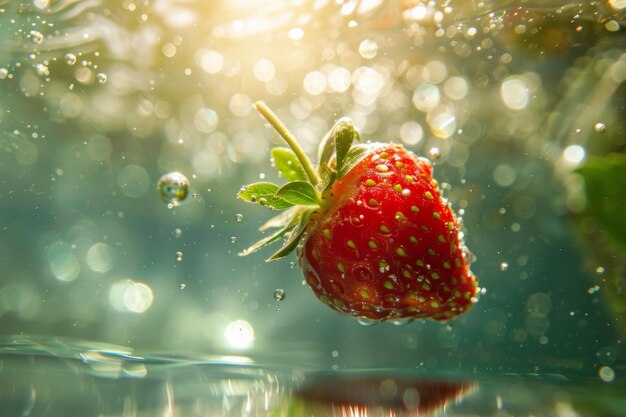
top-left (237, 101), bottom-right (366, 261)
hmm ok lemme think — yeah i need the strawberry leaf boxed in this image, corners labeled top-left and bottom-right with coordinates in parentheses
top-left (271, 147), bottom-right (307, 181)
top-left (335, 120), bottom-right (359, 175)
top-left (259, 207), bottom-right (299, 231)
top-left (238, 223), bottom-right (293, 257)
top-left (238, 182), bottom-right (294, 210)
top-left (275, 181), bottom-right (320, 207)
top-left (317, 117), bottom-right (356, 174)
top-left (337, 143), bottom-right (376, 178)
top-left (268, 209), bottom-right (314, 261)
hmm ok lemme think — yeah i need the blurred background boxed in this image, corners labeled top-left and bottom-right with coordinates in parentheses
top-left (0, 0), bottom-right (625, 382)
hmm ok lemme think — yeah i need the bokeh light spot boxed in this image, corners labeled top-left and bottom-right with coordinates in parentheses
top-left (224, 319), bottom-right (255, 349)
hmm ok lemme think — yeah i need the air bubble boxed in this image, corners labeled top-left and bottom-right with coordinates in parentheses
top-left (358, 39), bottom-right (378, 59)
top-left (65, 53), bottom-right (77, 65)
top-left (0, 68), bottom-right (8, 79)
top-left (356, 317), bottom-right (377, 326)
top-left (236, 213), bottom-right (244, 222)
top-left (594, 122), bottom-right (607, 133)
top-left (28, 30), bottom-right (44, 44)
top-left (273, 288), bottom-right (286, 301)
top-left (96, 73), bottom-right (107, 84)
top-left (427, 147), bottom-right (441, 160)
top-left (500, 262), bottom-right (509, 271)
top-left (598, 366), bottom-right (615, 382)
top-left (157, 172), bottom-right (189, 206)
top-left (587, 285), bottom-right (600, 294)
top-left (175, 251), bottom-right (184, 262)
top-left (596, 266), bottom-right (606, 276)
top-left (174, 228), bottom-right (183, 238)
top-left (230, 236), bottom-right (237, 244)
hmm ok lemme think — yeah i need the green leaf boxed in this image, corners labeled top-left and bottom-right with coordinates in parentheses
top-left (317, 117), bottom-right (357, 173)
top-left (275, 181), bottom-right (320, 207)
top-left (334, 119), bottom-right (358, 174)
top-left (259, 207), bottom-right (298, 231)
top-left (271, 147), bottom-right (307, 181)
top-left (337, 143), bottom-right (378, 178)
top-left (575, 154), bottom-right (626, 253)
top-left (238, 224), bottom-right (293, 257)
top-left (268, 209), bottom-right (314, 261)
top-left (237, 182), bottom-right (294, 210)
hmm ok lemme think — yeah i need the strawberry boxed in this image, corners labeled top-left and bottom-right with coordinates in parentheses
top-left (238, 102), bottom-right (478, 322)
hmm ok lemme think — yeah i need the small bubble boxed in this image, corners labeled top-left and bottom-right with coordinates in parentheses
top-left (28, 30), bottom-right (44, 44)
top-left (258, 172), bottom-right (266, 179)
top-left (175, 251), bottom-right (184, 262)
top-left (0, 68), bottom-right (8, 79)
top-left (427, 147), bottom-right (441, 160)
top-left (289, 261), bottom-right (296, 269)
top-left (65, 53), bottom-right (77, 65)
top-left (174, 228), bottom-right (182, 238)
top-left (236, 213), bottom-right (244, 222)
top-left (96, 73), bottom-right (107, 84)
top-left (35, 63), bottom-right (48, 76)
top-left (331, 350), bottom-right (339, 358)
top-left (588, 285), bottom-right (600, 294)
top-left (500, 262), bottom-right (509, 271)
top-left (594, 122), bottom-right (607, 133)
top-left (595, 266), bottom-right (606, 276)
top-left (157, 172), bottom-right (190, 206)
top-left (273, 288), bottom-right (286, 301)
top-left (180, 283), bottom-right (186, 289)
top-left (599, 366), bottom-right (615, 382)
top-left (358, 39), bottom-right (378, 59)
top-left (356, 317), bottom-right (377, 326)
top-left (230, 236), bottom-right (237, 244)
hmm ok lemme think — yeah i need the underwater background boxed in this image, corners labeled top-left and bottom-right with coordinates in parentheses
top-left (0, 1), bottom-right (625, 415)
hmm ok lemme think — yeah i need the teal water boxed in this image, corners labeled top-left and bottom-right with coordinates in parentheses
top-left (1, 336), bottom-right (625, 417)
top-left (1, 1), bottom-right (626, 415)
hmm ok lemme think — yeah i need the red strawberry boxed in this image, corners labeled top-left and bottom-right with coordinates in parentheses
top-left (238, 102), bottom-right (478, 322)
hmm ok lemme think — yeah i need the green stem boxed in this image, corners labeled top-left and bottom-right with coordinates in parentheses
top-left (255, 101), bottom-right (321, 187)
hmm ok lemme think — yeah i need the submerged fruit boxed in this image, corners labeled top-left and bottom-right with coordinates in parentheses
top-left (238, 102), bottom-right (478, 322)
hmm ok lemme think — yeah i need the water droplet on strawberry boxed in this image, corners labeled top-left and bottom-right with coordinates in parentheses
top-left (356, 317), bottom-right (377, 326)
top-left (354, 265), bottom-right (375, 282)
